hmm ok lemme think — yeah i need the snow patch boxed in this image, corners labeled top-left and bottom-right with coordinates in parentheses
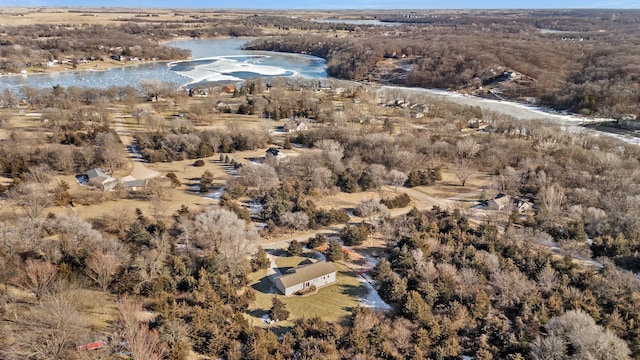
top-left (203, 187), bottom-right (225, 200)
top-left (357, 273), bottom-right (391, 311)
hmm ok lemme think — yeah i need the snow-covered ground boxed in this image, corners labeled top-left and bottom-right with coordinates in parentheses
top-left (356, 273), bottom-right (391, 311)
top-left (247, 201), bottom-right (263, 215)
top-left (203, 187), bottom-right (225, 200)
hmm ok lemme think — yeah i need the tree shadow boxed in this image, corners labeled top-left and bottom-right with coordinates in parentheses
top-left (350, 245), bottom-right (386, 261)
top-left (269, 325), bottom-right (293, 336)
top-left (266, 248), bottom-right (285, 257)
top-left (341, 283), bottom-right (369, 298)
top-left (251, 275), bottom-right (275, 294)
top-left (276, 266), bottom-right (293, 274)
top-left (247, 308), bottom-right (268, 319)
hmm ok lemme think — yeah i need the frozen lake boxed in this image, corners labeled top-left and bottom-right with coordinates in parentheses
top-left (0, 37), bottom-right (327, 91)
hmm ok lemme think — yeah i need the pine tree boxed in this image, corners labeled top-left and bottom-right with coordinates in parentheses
top-left (250, 247), bottom-right (271, 272)
top-left (200, 170), bottom-right (214, 193)
top-left (325, 240), bottom-right (345, 262)
top-left (372, 259), bottom-right (393, 282)
top-left (269, 297), bottom-right (290, 322)
top-left (287, 240), bottom-right (303, 256)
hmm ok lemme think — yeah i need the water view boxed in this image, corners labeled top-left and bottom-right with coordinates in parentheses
top-left (0, 38), bottom-right (327, 91)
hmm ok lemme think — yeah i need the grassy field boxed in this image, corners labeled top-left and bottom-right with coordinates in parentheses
top-left (246, 253), bottom-right (366, 331)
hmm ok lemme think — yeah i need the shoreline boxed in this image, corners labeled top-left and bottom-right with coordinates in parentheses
top-left (0, 35), bottom-right (241, 79)
top-left (0, 58), bottom-right (173, 78)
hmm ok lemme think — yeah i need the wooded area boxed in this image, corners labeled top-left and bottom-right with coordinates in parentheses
top-left (244, 10), bottom-right (640, 118)
top-left (1, 8), bottom-right (640, 360)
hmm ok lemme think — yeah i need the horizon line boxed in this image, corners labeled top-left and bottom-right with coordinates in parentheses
top-left (3, 6), bottom-right (639, 10)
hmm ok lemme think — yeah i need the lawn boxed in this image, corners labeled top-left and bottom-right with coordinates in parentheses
top-left (246, 254), bottom-right (368, 330)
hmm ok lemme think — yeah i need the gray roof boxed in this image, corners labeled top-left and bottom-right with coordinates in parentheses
top-left (86, 168), bottom-right (110, 180)
top-left (276, 261), bottom-right (337, 289)
top-left (121, 179), bottom-right (147, 188)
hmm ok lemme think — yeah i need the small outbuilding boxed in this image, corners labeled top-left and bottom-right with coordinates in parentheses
top-left (274, 261), bottom-right (337, 297)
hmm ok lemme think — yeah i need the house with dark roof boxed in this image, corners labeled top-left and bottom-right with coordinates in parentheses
top-left (274, 261), bottom-right (337, 296)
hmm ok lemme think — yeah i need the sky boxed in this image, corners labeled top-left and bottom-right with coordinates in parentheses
top-left (1, 0), bottom-right (639, 9)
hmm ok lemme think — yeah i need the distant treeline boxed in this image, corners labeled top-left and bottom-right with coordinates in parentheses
top-left (245, 10), bottom-right (640, 118)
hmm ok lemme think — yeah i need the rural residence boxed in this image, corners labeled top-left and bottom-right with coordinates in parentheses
top-left (274, 261), bottom-right (337, 296)
top-left (86, 168), bottom-right (118, 191)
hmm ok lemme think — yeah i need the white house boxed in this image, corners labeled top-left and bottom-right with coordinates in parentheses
top-left (274, 261), bottom-right (337, 297)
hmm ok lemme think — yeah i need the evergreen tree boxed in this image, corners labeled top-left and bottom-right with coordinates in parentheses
top-left (287, 240), bottom-right (303, 256)
top-left (125, 221), bottom-right (152, 246)
top-left (200, 170), bottom-right (214, 193)
top-left (306, 234), bottom-right (328, 249)
top-left (269, 297), bottom-right (290, 322)
top-left (340, 222), bottom-right (370, 246)
top-left (383, 117), bottom-right (395, 134)
top-left (325, 240), bottom-right (345, 262)
top-left (372, 259), bottom-right (393, 282)
top-left (166, 172), bottom-right (182, 187)
top-left (250, 247), bottom-right (271, 272)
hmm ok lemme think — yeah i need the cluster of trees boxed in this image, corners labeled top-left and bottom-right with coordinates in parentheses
top-left (135, 127), bottom-right (269, 163)
top-left (0, 126), bottom-right (125, 179)
top-left (245, 10), bottom-right (640, 117)
top-left (0, 11), bottom-right (391, 73)
top-left (3, 49), bottom-right (640, 357)
top-left (0, 24), bottom-right (190, 72)
top-left (362, 206), bottom-right (637, 358)
top-left (0, 203), bottom-right (263, 359)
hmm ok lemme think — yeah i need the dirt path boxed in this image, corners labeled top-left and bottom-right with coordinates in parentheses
top-left (113, 113), bottom-right (160, 181)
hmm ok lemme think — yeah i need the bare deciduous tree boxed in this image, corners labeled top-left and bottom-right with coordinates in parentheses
top-left (238, 163), bottom-right (280, 197)
top-left (456, 137), bottom-right (481, 159)
top-left (452, 158), bottom-right (475, 187)
top-left (490, 268), bottom-right (536, 309)
top-left (316, 139), bottom-right (345, 172)
top-left (537, 183), bottom-right (565, 221)
top-left (4, 295), bottom-right (87, 360)
top-left (21, 164), bottom-right (54, 184)
top-left (95, 132), bottom-right (126, 171)
top-left (354, 198), bottom-right (390, 229)
top-left (452, 138), bottom-right (481, 187)
top-left (140, 79), bottom-right (169, 102)
top-left (49, 213), bottom-right (103, 264)
top-left (280, 211), bottom-right (310, 230)
top-left (194, 208), bottom-right (258, 274)
top-left (387, 169), bottom-right (408, 191)
top-left (16, 259), bottom-right (58, 301)
top-left (85, 250), bottom-right (124, 291)
top-left (117, 298), bottom-right (167, 360)
top-left (9, 181), bottom-right (51, 219)
top-left (532, 309), bottom-right (630, 360)
top-left (310, 165), bottom-right (335, 192)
